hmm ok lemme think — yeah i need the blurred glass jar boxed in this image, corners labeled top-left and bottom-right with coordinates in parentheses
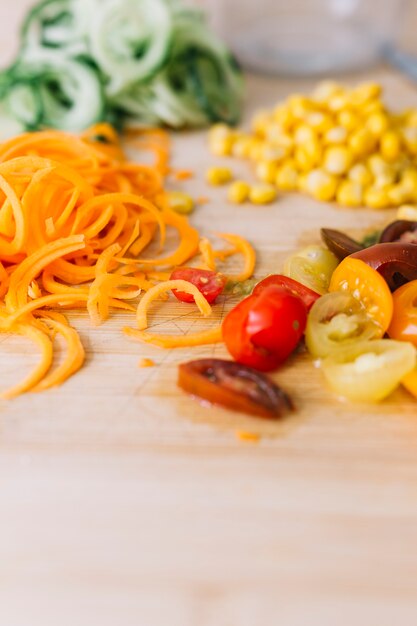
top-left (205, 0), bottom-right (409, 75)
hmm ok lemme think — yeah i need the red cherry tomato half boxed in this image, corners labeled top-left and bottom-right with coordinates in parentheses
top-left (253, 274), bottom-right (320, 311)
top-left (222, 285), bottom-right (307, 372)
top-left (170, 268), bottom-right (226, 304)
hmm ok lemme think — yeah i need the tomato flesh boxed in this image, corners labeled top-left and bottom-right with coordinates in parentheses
top-left (388, 280), bottom-right (417, 347)
top-left (222, 285), bottom-right (307, 372)
top-left (253, 274), bottom-right (320, 311)
top-left (321, 339), bottom-right (416, 402)
top-left (305, 292), bottom-right (382, 359)
top-left (170, 268), bottom-right (226, 304)
top-left (329, 257), bottom-right (393, 333)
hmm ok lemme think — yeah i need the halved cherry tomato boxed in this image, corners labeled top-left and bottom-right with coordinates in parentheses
top-left (283, 245), bottom-right (339, 295)
top-left (402, 367), bottom-right (417, 399)
top-left (253, 275), bottom-right (320, 311)
top-left (222, 285), bottom-right (307, 372)
top-left (170, 268), bottom-right (226, 304)
top-left (305, 292), bottom-right (382, 359)
top-left (350, 243), bottom-right (417, 290)
top-left (329, 257), bottom-right (393, 333)
top-left (388, 280), bottom-right (417, 346)
top-left (178, 358), bottom-right (294, 419)
top-left (321, 339), bottom-right (416, 403)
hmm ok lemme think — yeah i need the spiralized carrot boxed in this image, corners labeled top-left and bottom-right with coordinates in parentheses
top-left (0, 323), bottom-right (53, 399)
top-left (0, 127), bottom-right (257, 397)
top-left (33, 314), bottom-right (85, 392)
top-left (136, 280), bottom-right (212, 330)
top-left (199, 237), bottom-right (217, 271)
top-left (215, 233), bottom-right (257, 283)
top-left (124, 326), bottom-right (223, 349)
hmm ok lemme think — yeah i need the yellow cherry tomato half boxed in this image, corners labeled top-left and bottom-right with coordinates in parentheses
top-left (284, 245), bottom-right (339, 295)
top-left (321, 339), bottom-right (416, 403)
top-left (329, 257), bottom-right (393, 333)
top-left (388, 280), bottom-right (417, 346)
top-left (305, 291), bottom-right (382, 359)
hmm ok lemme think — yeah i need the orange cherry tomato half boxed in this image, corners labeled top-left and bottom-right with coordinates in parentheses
top-left (402, 368), bottom-right (417, 399)
top-left (178, 358), bottom-right (294, 419)
top-left (253, 274), bottom-right (320, 311)
top-left (329, 257), bottom-right (393, 334)
top-left (170, 268), bottom-right (226, 304)
top-left (222, 285), bottom-right (307, 372)
top-left (388, 280), bottom-right (417, 346)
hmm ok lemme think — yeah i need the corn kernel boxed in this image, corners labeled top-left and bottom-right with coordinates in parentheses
top-left (232, 136), bottom-right (253, 159)
top-left (275, 163), bottom-right (299, 191)
top-left (349, 128), bottom-right (376, 156)
top-left (266, 133), bottom-right (294, 155)
top-left (249, 184), bottom-right (278, 205)
top-left (306, 112), bottom-right (333, 133)
top-left (248, 140), bottom-right (264, 161)
top-left (361, 100), bottom-right (384, 118)
top-left (324, 126), bottom-right (348, 145)
top-left (260, 144), bottom-right (286, 162)
top-left (295, 136), bottom-right (322, 172)
top-left (397, 205), bottom-right (417, 221)
top-left (367, 112), bottom-right (389, 136)
top-left (348, 163), bottom-right (373, 187)
top-left (336, 181), bottom-right (364, 207)
top-left (208, 123), bottom-right (233, 141)
top-left (402, 127), bottom-right (417, 155)
top-left (351, 82), bottom-right (382, 104)
top-left (388, 184), bottom-right (411, 206)
top-left (305, 169), bottom-right (338, 202)
top-left (367, 155), bottom-right (396, 184)
top-left (328, 94), bottom-right (348, 112)
top-left (312, 81), bottom-right (344, 103)
top-left (255, 160), bottom-right (278, 184)
top-left (364, 186), bottom-right (391, 209)
top-left (206, 166), bottom-right (233, 186)
top-left (405, 111), bottom-right (417, 128)
top-left (380, 130), bottom-right (401, 162)
top-left (294, 124), bottom-right (316, 145)
top-left (251, 110), bottom-right (274, 136)
top-left (338, 109), bottom-right (360, 131)
top-left (228, 181), bottom-right (250, 204)
top-left (400, 169), bottom-right (417, 201)
top-left (323, 146), bottom-right (352, 175)
top-left (167, 191), bottom-right (195, 215)
top-left (209, 135), bottom-right (235, 156)
top-left (287, 95), bottom-right (312, 119)
top-left (273, 105), bottom-right (293, 130)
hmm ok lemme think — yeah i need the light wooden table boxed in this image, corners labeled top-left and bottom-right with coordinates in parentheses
top-left (2, 3), bottom-right (417, 626)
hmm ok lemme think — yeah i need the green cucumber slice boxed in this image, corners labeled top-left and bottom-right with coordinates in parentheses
top-left (21, 0), bottom-right (88, 54)
top-left (12, 52), bottom-right (105, 131)
top-left (89, 0), bottom-right (173, 96)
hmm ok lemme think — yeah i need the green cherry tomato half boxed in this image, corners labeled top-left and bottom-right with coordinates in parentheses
top-left (283, 245), bottom-right (339, 295)
top-left (305, 292), bottom-right (382, 359)
top-left (321, 339), bottom-right (416, 403)
top-left (222, 285), bottom-right (307, 372)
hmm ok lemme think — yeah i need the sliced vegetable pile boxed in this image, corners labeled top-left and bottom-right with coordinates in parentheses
top-left (0, 0), bottom-right (243, 134)
top-left (207, 81), bottom-right (417, 209)
top-left (201, 217), bottom-right (417, 413)
top-left (0, 124), bottom-right (255, 398)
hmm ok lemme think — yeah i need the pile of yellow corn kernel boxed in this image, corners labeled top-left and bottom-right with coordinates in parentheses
top-left (207, 81), bottom-right (417, 209)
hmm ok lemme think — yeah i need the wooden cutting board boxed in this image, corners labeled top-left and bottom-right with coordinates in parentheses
top-left (2, 2), bottom-right (417, 625)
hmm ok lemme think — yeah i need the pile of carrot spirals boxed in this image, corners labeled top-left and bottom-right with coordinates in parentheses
top-left (0, 123), bottom-right (256, 398)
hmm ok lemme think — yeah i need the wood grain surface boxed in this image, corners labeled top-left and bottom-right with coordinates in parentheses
top-left (2, 2), bottom-right (417, 625)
